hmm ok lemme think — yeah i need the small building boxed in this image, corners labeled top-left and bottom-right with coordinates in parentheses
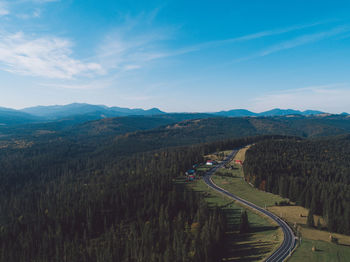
top-left (206, 160), bottom-right (214, 166)
top-left (235, 160), bottom-right (243, 165)
top-left (186, 169), bottom-right (196, 175)
top-left (188, 175), bottom-right (195, 181)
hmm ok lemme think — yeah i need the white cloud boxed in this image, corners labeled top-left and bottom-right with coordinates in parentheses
top-left (172, 21), bottom-right (330, 55)
top-left (94, 12), bottom-right (176, 72)
top-left (0, 1), bottom-right (9, 16)
top-left (15, 0), bottom-right (59, 3)
top-left (33, 8), bottom-right (40, 17)
top-left (108, 20), bottom-right (344, 66)
top-left (0, 31), bottom-right (103, 79)
top-left (16, 8), bottom-right (41, 19)
top-left (1, 0), bottom-right (57, 19)
top-left (34, 0), bottom-right (58, 2)
top-left (41, 82), bottom-right (106, 90)
top-left (260, 26), bottom-right (350, 56)
top-left (231, 26), bottom-right (350, 63)
top-left (96, 31), bottom-right (169, 72)
top-left (250, 84), bottom-right (350, 113)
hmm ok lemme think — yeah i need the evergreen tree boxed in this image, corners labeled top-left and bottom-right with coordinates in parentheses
top-left (244, 137), bottom-right (350, 235)
top-left (239, 210), bottom-right (250, 233)
top-left (307, 210), bottom-right (315, 228)
top-left (317, 218), bottom-right (322, 230)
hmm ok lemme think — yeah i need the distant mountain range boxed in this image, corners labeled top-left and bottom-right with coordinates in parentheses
top-left (0, 103), bottom-right (165, 125)
top-left (0, 107), bottom-right (41, 125)
top-left (21, 103), bottom-right (165, 120)
top-left (0, 103), bottom-right (346, 126)
top-left (214, 108), bottom-right (325, 117)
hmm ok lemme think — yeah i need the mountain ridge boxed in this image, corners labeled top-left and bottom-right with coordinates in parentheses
top-left (21, 103), bottom-right (165, 120)
top-left (214, 108), bottom-right (325, 117)
top-left (0, 103), bottom-right (346, 126)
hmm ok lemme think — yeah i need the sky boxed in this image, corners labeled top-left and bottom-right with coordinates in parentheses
top-left (1, 0), bottom-right (350, 113)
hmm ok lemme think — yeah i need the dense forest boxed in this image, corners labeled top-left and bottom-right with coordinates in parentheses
top-left (2, 113), bottom-right (350, 261)
top-left (0, 120), bottom-right (268, 262)
top-left (2, 114), bottom-right (350, 147)
top-left (244, 135), bottom-right (350, 235)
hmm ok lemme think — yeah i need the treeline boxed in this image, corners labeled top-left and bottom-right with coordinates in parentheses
top-left (244, 135), bottom-right (350, 234)
top-left (0, 132), bottom-right (284, 261)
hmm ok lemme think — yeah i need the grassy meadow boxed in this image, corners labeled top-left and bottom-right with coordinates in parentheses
top-left (197, 146), bottom-right (350, 261)
top-left (289, 239), bottom-right (350, 262)
top-left (187, 178), bottom-right (283, 261)
top-left (211, 157), bottom-right (287, 208)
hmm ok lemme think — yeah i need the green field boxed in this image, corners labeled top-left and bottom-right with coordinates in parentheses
top-left (187, 178), bottom-right (283, 261)
top-left (212, 165), bottom-right (287, 208)
top-left (196, 165), bottom-right (213, 172)
top-left (212, 149), bottom-right (350, 262)
top-left (289, 239), bottom-right (350, 262)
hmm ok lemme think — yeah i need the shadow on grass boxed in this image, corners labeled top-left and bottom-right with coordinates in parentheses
top-left (314, 248), bottom-right (324, 252)
top-left (225, 236), bottom-right (274, 261)
top-left (250, 225), bottom-right (279, 233)
top-left (191, 182), bottom-right (279, 261)
top-left (222, 206), bottom-right (276, 261)
top-left (216, 173), bottom-right (241, 179)
top-left (337, 243), bottom-right (350, 247)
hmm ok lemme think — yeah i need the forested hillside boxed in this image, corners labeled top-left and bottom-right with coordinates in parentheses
top-left (244, 135), bottom-right (350, 235)
top-left (0, 143), bottom-right (209, 261)
top-left (0, 113), bottom-right (212, 140)
top-left (0, 119), bottom-right (263, 262)
top-left (1, 113), bottom-right (350, 261)
top-left (104, 115), bottom-right (350, 155)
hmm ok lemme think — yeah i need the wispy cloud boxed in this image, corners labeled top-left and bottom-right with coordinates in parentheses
top-left (40, 81), bottom-right (109, 90)
top-left (250, 83), bottom-right (350, 113)
top-left (95, 12), bottom-right (175, 72)
top-left (0, 1), bottom-right (9, 16)
top-left (260, 26), bottom-right (350, 56)
top-left (33, 0), bottom-right (59, 2)
top-left (173, 21), bottom-right (331, 55)
top-left (0, 10), bottom-right (171, 81)
top-left (1, 0), bottom-right (57, 19)
top-left (16, 8), bottom-right (41, 19)
top-left (14, 0), bottom-right (59, 3)
top-left (231, 25), bottom-right (350, 63)
top-left (117, 20), bottom-right (342, 65)
top-left (0, 31), bottom-right (103, 79)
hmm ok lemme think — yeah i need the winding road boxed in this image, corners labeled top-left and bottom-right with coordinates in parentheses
top-left (202, 150), bottom-right (296, 262)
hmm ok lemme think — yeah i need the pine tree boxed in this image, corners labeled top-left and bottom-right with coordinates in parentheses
top-left (239, 210), bottom-right (250, 233)
top-left (317, 217), bottom-right (322, 230)
top-left (307, 210), bottom-right (315, 227)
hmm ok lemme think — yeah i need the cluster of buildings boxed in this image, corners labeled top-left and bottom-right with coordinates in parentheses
top-left (205, 160), bottom-right (217, 166)
top-left (185, 157), bottom-right (244, 181)
top-left (185, 169), bottom-right (196, 181)
top-left (185, 159), bottom-right (219, 181)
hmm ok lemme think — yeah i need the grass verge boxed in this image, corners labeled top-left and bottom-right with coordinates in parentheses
top-left (289, 239), bottom-right (350, 262)
top-left (187, 178), bottom-right (283, 261)
top-left (211, 169), bottom-right (287, 208)
top-left (227, 147), bottom-right (350, 262)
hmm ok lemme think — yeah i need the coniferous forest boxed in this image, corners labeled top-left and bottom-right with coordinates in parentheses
top-left (244, 135), bottom-right (350, 235)
top-left (1, 115), bottom-right (350, 261)
top-left (0, 120), bottom-right (265, 262)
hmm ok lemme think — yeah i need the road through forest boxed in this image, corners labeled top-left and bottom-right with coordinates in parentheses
top-left (202, 150), bottom-right (296, 262)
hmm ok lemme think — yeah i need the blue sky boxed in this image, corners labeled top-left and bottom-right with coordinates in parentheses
top-left (1, 0), bottom-right (350, 113)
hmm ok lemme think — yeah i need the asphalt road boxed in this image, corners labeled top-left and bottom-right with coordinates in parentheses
top-left (202, 150), bottom-right (296, 262)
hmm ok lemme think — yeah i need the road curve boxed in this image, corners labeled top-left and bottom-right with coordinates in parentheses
top-left (202, 150), bottom-right (296, 262)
